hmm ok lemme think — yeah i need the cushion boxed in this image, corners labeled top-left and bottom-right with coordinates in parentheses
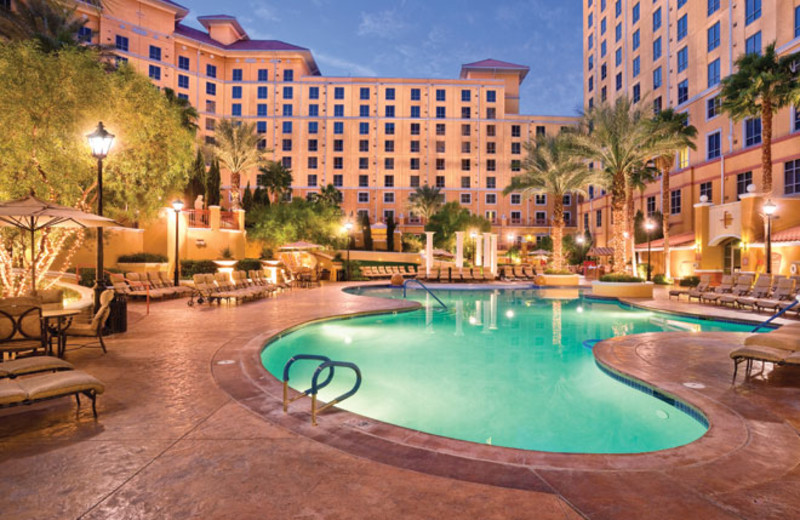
top-left (730, 346), bottom-right (789, 363)
top-left (0, 381), bottom-right (27, 405)
top-left (0, 356), bottom-right (73, 378)
top-left (745, 332), bottom-right (800, 351)
top-left (18, 371), bottom-right (104, 400)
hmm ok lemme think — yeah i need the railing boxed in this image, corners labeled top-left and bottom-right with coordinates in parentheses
top-left (282, 354), bottom-right (362, 426)
top-left (185, 209), bottom-right (210, 228)
top-left (220, 211), bottom-right (238, 229)
top-left (402, 279), bottom-right (447, 309)
top-left (751, 298), bottom-right (799, 333)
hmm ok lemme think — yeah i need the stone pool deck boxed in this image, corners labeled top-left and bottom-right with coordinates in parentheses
top-left (0, 283), bottom-right (798, 519)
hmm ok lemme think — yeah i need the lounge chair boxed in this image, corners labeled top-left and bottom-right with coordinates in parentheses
top-left (190, 273), bottom-right (220, 305)
top-left (65, 289), bottom-right (114, 353)
top-left (698, 275), bottom-right (735, 303)
top-left (670, 275), bottom-right (710, 300)
top-left (730, 323), bottom-right (800, 383)
top-left (522, 266), bottom-right (537, 280)
top-left (513, 266), bottom-right (527, 281)
top-left (687, 277), bottom-right (716, 302)
top-left (125, 273), bottom-right (167, 299)
top-left (482, 268), bottom-right (495, 282)
top-left (157, 271), bottom-right (193, 296)
top-left (754, 278), bottom-right (797, 313)
top-left (0, 370), bottom-right (105, 418)
top-left (0, 356), bottom-right (74, 379)
top-left (714, 275), bottom-right (754, 306)
top-left (109, 273), bottom-right (149, 298)
top-left (735, 275), bottom-right (773, 309)
top-left (0, 297), bottom-right (47, 358)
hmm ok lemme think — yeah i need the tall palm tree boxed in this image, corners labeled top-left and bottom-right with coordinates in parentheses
top-left (648, 109), bottom-right (697, 279)
top-left (504, 134), bottom-right (596, 270)
top-left (257, 160), bottom-right (292, 205)
top-left (0, 0), bottom-right (89, 51)
top-left (571, 97), bottom-right (673, 273)
top-left (406, 184), bottom-right (443, 222)
top-left (213, 119), bottom-right (263, 209)
top-left (720, 43), bottom-right (799, 194)
top-left (626, 165), bottom-right (657, 271)
top-left (163, 88), bottom-right (199, 132)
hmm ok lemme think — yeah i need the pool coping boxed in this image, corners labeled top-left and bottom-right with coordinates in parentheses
top-left (209, 284), bottom-right (800, 491)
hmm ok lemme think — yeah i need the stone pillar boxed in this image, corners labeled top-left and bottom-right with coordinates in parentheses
top-left (425, 231), bottom-right (434, 277)
top-left (234, 209), bottom-right (246, 231)
top-left (490, 234), bottom-right (498, 275)
top-left (475, 234), bottom-right (483, 266)
top-left (455, 231), bottom-right (465, 268)
top-left (739, 193), bottom-right (763, 273)
top-left (209, 205), bottom-right (221, 231)
top-left (694, 199), bottom-right (713, 271)
top-left (483, 233), bottom-right (491, 272)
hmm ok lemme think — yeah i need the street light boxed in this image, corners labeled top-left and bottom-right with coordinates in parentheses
top-left (171, 199), bottom-right (185, 286)
top-left (86, 121), bottom-right (115, 311)
top-left (343, 221), bottom-right (353, 281)
top-left (645, 220), bottom-right (656, 281)
top-left (763, 200), bottom-right (777, 275)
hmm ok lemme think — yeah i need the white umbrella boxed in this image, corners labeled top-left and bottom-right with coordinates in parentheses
top-left (0, 195), bottom-right (118, 294)
top-left (278, 240), bottom-right (323, 251)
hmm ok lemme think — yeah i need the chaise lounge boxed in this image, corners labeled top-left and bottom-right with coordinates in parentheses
top-left (730, 323), bottom-right (800, 383)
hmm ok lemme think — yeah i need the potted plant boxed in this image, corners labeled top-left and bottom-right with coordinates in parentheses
top-left (591, 273), bottom-right (653, 298)
top-left (536, 268), bottom-right (580, 286)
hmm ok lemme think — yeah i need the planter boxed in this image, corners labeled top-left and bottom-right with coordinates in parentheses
top-left (591, 281), bottom-right (654, 299)
top-left (535, 274), bottom-right (579, 286)
top-left (116, 262), bottom-right (168, 274)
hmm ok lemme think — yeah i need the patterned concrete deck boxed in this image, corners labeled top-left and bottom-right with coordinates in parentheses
top-left (0, 283), bottom-right (798, 519)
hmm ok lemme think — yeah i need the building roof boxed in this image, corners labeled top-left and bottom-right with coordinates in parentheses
top-left (197, 15), bottom-right (248, 40)
top-left (151, 0), bottom-right (189, 21)
top-left (772, 225), bottom-right (800, 243)
top-left (460, 58), bottom-right (530, 81)
top-left (174, 23), bottom-right (309, 52)
top-left (635, 232), bottom-right (696, 251)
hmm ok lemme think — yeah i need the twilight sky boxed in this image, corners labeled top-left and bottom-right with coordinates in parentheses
top-left (183, 0), bottom-right (584, 117)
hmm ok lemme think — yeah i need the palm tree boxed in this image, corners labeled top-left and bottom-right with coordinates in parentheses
top-left (504, 134), bottom-right (596, 270)
top-left (163, 88), bottom-right (199, 132)
top-left (313, 183), bottom-right (342, 207)
top-left (571, 97), bottom-right (673, 273)
top-left (407, 185), bottom-right (443, 222)
top-left (213, 119), bottom-right (263, 209)
top-left (649, 109), bottom-right (697, 279)
top-left (720, 43), bottom-right (799, 194)
top-left (257, 161), bottom-right (292, 205)
top-left (0, 0), bottom-right (90, 51)
top-left (626, 165), bottom-right (657, 271)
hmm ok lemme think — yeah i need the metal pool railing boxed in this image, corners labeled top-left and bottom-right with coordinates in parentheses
top-left (402, 279), bottom-right (447, 309)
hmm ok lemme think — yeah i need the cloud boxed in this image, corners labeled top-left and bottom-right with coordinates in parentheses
top-left (357, 9), bottom-right (405, 38)
top-left (315, 52), bottom-right (378, 77)
top-left (252, 3), bottom-right (281, 22)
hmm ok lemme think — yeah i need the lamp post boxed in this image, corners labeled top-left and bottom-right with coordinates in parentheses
top-left (86, 122), bottom-right (115, 311)
top-left (645, 220), bottom-right (655, 281)
top-left (171, 200), bottom-right (184, 286)
top-left (343, 221), bottom-right (353, 281)
top-left (763, 200), bottom-right (777, 275)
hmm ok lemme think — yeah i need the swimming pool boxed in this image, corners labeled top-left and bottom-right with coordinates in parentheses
top-left (261, 287), bottom-right (754, 454)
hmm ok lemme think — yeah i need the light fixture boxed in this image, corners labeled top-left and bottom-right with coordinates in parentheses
top-left (87, 121), bottom-right (115, 159)
top-left (86, 121), bottom-right (115, 311)
top-left (171, 199), bottom-right (185, 213)
top-left (763, 200), bottom-right (777, 216)
top-left (171, 199), bottom-right (184, 286)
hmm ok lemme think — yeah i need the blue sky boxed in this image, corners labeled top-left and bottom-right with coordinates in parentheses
top-left (184, 0), bottom-right (584, 116)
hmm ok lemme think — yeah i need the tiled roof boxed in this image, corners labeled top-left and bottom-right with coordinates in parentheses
top-left (589, 247), bottom-right (615, 256)
top-left (461, 58), bottom-right (529, 70)
top-left (773, 225), bottom-right (800, 243)
top-left (174, 23), bottom-right (309, 52)
top-left (635, 232), bottom-right (696, 251)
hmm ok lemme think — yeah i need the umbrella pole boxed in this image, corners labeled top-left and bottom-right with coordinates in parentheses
top-left (30, 222), bottom-right (36, 296)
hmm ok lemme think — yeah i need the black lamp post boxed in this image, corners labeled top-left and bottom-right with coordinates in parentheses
top-left (171, 199), bottom-right (185, 286)
top-left (86, 122), bottom-right (115, 311)
top-left (763, 200), bottom-right (777, 275)
top-left (645, 220), bottom-right (655, 281)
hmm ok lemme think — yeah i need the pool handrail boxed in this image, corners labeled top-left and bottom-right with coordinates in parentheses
top-left (402, 279), bottom-right (447, 309)
top-left (751, 298), bottom-right (799, 333)
top-left (282, 354), bottom-right (334, 412)
top-left (310, 360), bottom-right (362, 426)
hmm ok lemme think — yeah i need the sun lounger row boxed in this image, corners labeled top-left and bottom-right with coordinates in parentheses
top-left (110, 272), bottom-right (193, 299)
top-left (361, 265), bottom-right (419, 279)
top-left (415, 267), bottom-right (496, 282)
top-left (500, 266), bottom-right (539, 281)
top-left (675, 274), bottom-right (800, 317)
top-left (0, 356), bottom-right (105, 417)
top-left (731, 323), bottom-right (800, 382)
top-left (190, 271), bottom-right (278, 305)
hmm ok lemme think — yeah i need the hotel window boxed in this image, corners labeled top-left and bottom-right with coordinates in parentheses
top-left (654, 96), bottom-right (662, 115)
top-left (178, 56), bottom-right (189, 70)
top-left (436, 176), bottom-right (446, 188)
top-left (410, 141), bottom-right (420, 153)
top-left (436, 107), bottom-right (446, 119)
top-left (281, 157), bottom-right (292, 169)
top-left (670, 189), bottom-right (682, 215)
top-left (486, 107), bottom-right (496, 119)
top-left (385, 158), bottom-right (394, 170)
top-left (653, 67), bottom-right (662, 89)
top-left (308, 121), bottom-right (318, 134)
top-left (283, 105), bottom-right (293, 117)
top-left (358, 192), bottom-right (369, 203)
top-left (601, 40), bottom-right (607, 57)
top-left (436, 89), bottom-right (446, 101)
top-left (360, 87), bottom-right (370, 100)
top-left (308, 86), bottom-right (319, 99)
top-left (700, 181), bottom-right (713, 201)
top-left (461, 176), bottom-right (470, 188)
top-left (332, 174), bottom-right (343, 187)
top-left (589, 34), bottom-right (593, 50)
top-left (411, 88), bottom-right (420, 100)
top-left (708, 59), bottom-right (720, 87)
top-left (307, 174), bottom-right (318, 187)
top-left (410, 123), bottom-right (420, 135)
top-left (600, 0), bottom-right (605, 10)
top-left (652, 8), bottom-right (661, 31)
top-left (632, 56), bottom-right (640, 77)
top-left (707, 131), bottom-right (721, 159)
top-left (487, 90), bottom-right (496, 103)
top-left (436, 141), bottom-right (445, 153)
top-left (231, 104), bottom-right (241, 116)
top-left (334, 122), bottom-right (344, 134)
top-left (148, 45), bottom-right (161, 61)
top-left (535, 211), bottom-right (546, 224)
top-left (745, 0), bottom-right (761, 25)
top-left (282, 121), bottom-right (292, 133)
top-left (508, 211), bottom-right (520, 224)
top-left (384, 193), bottom-right (395, 204)
top-left (411, 106), bottom-right (420, 118)
top-left (333, 104), bottom-right (344, 117)
top-left (745, 32), bottom-right (761, 55)
top-left (785, 160), bottom-right (800, 195)
top-left (460, 194), bottom-right (472, 204)
top-left (511, 143), bottom-right (521, 155)
top-left (708, 22), bottom-right (720, 51)
top-left (647, 196), bottom-right (656, 216)
top-left (284, 70), bottom-right (294, 81)
top-left (615, 73), bottom-right (622, 92)
top-left (708, 0), bottom-right (720, 15)
top-left (410, 158), bottom-right (420, 170)
top-left (677, 47), bottom-right (688, 73)
top-left (232, 86), bottom-right (242, 99)
top-left (178, 75), bottom-right (189, 89)
top-left (206, 65), bottom-right (217, 78)
top-left (334, 87), bottom-right (344, 99)
top-left (359, 175), bottom-right (369, 187)
top-left (257, 69), bottom-right (268, 82)
top-left (486, 142), bottom-right (496, 154)
top-left (678, 147), bottom-right (689, 169)
top-left (282, 139), bottom-right (292, 152)
top-left (737, 172), bottom-right (753, 199)
top-left (535, 194), bottom-right (546, 205)
top-left (795, 106), bottom-right (800, 132)
top-left (307, 157), bottom-right (317, 169)
top-left (486, 176), bottom-right (496, 188)
top-left (511, 194), bottom-right (522, 205)
top-left (633, 83), bottom-right (641, 103)
top-left (615, 0), bottom-right (621, 16)
top-left (307, 139), bottom-right (317, 151)
top-left (359, 140), bottom-right (369, 152)
top-left (588, 13), bottom-right (593, 28)
top-left (677, 15), bottom-right (687, 41)
top-left (486, 194), bottom-right (497, 205)
top-left (385, 140), bottom-right (394, 152)
top-left (653, 37), bottom-right (662, 60)
top-left (205, 100), bottom-right (216, 114)
top-left (148, 65), bottom-right (160, 80)
top-left (511, 160), bottom-right (521, 172)
top-left (436, 158), bottom-right (445, 170)
top-left (584, 213), bottom-right (590, 230)
top-left (632, 29), bottom-right (640, 50)
top-left (410, 176), bottom-right (420, 188)
top-left (461, 159), bottom-right (471, 171)
top-left (358, 105), bottom-right (369, 117)
top-left (632, 2), bottom-right (639, 24)
top-left (334, 139), bottom-right (343, 152)
top-left (461, 107), bottom-right (471, 119)
top-left (678, 80), bottom-right (689, 104)
top-left (615, 48), bottom-right (622, 66)
top-left (461, 89), bottom-right (471, 102)
top-left (359, 122), bottom-right (369, 135)
top-left (115, 35), bottom-right (128, 51)
top-left (283, 86), bottom-right (293, 99)
top-left (333, 157), bottom-right (343, 170)
top-left (601, 18), bottom-right (607, 35)
top-left (615, 23), bottom-right (622, 43)
top-left (385, 122), bottom-right (395, 135)
top-left (232, 69), bottom-right (242, 81)
top-left (589, 77), bottom-right (594, 92)
top-left (796, 6), bottom-right (800, 37)
top-left (258, 87), bottom-right (268, 100)
top-left (744, 118), bottom-right (762, 147)
top-left (601, 87), bottom-right (607, 102)
top-left (384, 175), bottom-right (394, 187)
top-left (485, 125), bottom-right (495, 137)
top-left (436, 124), bottom-right (446, 135)
top-left (207, 119), bottom-right (217, 132)
top-left (511, 125), bottom-right (521, 137)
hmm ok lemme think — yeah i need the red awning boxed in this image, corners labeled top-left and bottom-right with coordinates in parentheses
top-left (773, 225), bottom-right (800, 243)
top-left (635, 232), bottom-right (696, 251)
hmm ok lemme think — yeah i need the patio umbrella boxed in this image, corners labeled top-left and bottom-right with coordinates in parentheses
top-left (0, 195), bottom-right (118, 294)
top-left (529, 249), bottom-right (552, 256)
top-left (432, 248), bottom-right (455, 258)
top-left (278, 241), bottom-right (323, 251)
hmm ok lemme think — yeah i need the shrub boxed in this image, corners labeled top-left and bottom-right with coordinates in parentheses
top-left (653, 274), bottom-right (672, 285)
top-left (544, 269), bottom-right (572, 275)
top-left (679, 276), bottom-right (700, 287)
top-left (236, 258), bottom-right (262, 272)
top-left (75, 267), bottom-right (123, 288)
top-left (180, 259), bottom-right (217, 279)
top-left (259, 246), bottom-right (274, 260)
top-left (600, 273), bottom-right (645, 283)
top-left (117, 253), bottom-right (168, 263)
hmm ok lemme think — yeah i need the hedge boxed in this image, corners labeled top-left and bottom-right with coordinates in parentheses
top-left (179, 259), bottom-right (218, 279)
top-left (117, 253), bottom-right (168, 263)
top-left (599, 273), bottom-right (645, 283)
top-left (235, 258), bottom-right (262, 273)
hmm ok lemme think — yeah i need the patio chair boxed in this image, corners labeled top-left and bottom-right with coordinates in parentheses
top-left (482, 268), bottom-right (496, 282)
top-left (735, 275), bottom-right (773, 309)
top-left (157, 271), bottom-right (193, 296)
top-left (686, 276), bottom-right (715, 302)
top-left (754, 278), bottom-right (797, 313)
top-left (145, 272), bottom-right (179, 298)
top-left (513, 266), bottom-right (527, 281)
top-left (698, 275), bottom-right (734, 303)
top-left (0, 356), bottom-right (74, 379)
top-left (522, 266), bottom-right (537, 280)
top-left (714, 275), bottom-right (754, 306)
top-left (730, 323), bottom-right (800, 383)
top-left (125, 273), bottom-right (167, 299)
top-left (213, 273), bottom-right (249, 302)
top-left (0, 297), bottom-right (47, 358)
top-left (0, 369), bottom-right (105, 418)
top-left (65, 289), bottom-right (114, 353)
top-left (669, 275), bottom-right (710, 300)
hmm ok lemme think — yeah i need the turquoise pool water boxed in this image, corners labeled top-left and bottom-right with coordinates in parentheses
top-left (261, 288), bottom-right (754, 454)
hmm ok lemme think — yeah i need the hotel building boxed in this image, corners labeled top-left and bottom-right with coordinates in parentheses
top-left (580, 0), bottom-right (800, 277)
top-left (70, 0), bottom-right (578, 246)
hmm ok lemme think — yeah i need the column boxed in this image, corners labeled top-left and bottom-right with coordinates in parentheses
top-left (425, 231), bottom-right (434, 276)
top-left (209, 205), bottom-right (221, 231)
top-left (455, 231), bottom-right (465, 268)
top-left (475, 234), bottom-right (483, 266)
top-left (483, 233), bottom-right (491, 272)
top-left (490, 234), bottom-right (498, 275)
